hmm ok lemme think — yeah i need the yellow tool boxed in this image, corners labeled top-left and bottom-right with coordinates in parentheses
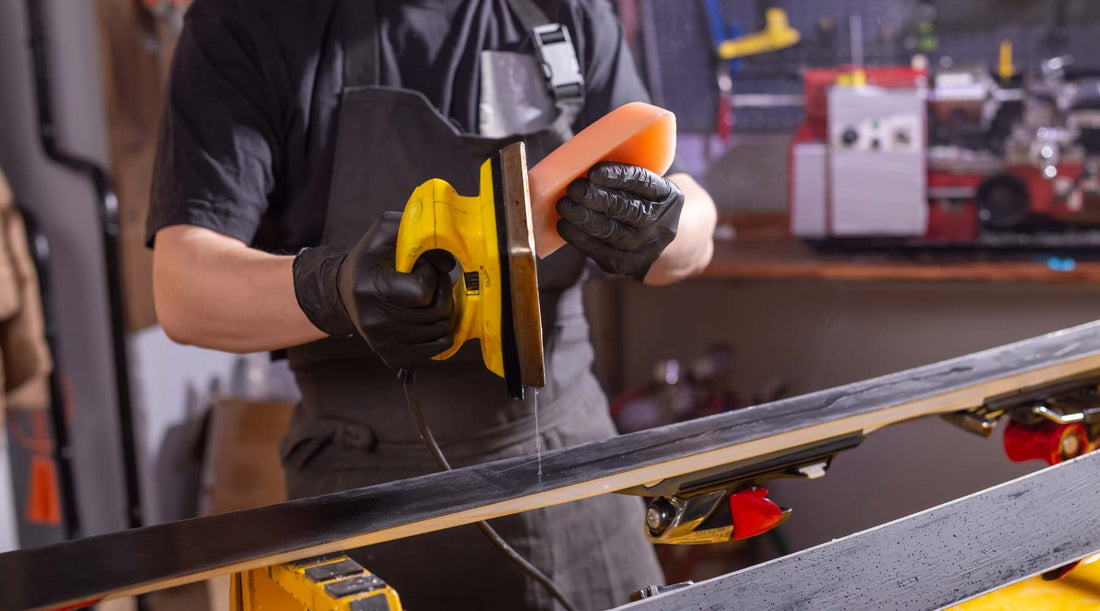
top-left (716, 8), bottom-right (801, 61)
top-left (948, 553), bottom-right (1100, 611)
top-left (836, 69), bottom-right (869, 88)
top-left (394, 142), bottom-right (544, 399)
top-left (231, 554), bottom-right (403, 611)
top-left (998, 39), bottom-right (1016, 81)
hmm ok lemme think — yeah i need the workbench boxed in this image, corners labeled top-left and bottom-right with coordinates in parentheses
top-left (704, 214), bottom-right (1100, 284)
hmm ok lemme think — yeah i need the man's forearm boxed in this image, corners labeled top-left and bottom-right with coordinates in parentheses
top-left (153, 225), bottom-right (327, 353)
top-left (644, 173), bottom-right (717, 285)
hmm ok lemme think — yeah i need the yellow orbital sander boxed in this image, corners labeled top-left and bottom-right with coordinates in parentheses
top-left (390, 102), bottom-right (679, 400)
top-left (393, 142), bottom-right (545, 399)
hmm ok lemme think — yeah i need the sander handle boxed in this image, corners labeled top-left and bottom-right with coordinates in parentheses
top-left (394, 159), bottom-right (506, 377)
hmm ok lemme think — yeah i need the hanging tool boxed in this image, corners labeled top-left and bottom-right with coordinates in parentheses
top-left (703, 5), bottom-right (801, 141)
top-left (703, 0), bottom-right (740, 142)
top-left (715, 7), bottom-right (800, 61)
top-left (20, 208), bottom-right (82, 539)
top-left (14, 412), bottom-right (61, 527)
top-left (25, 0), bottom-right (145, 536)
top-left (998, 39), bottom-right (1016, 83)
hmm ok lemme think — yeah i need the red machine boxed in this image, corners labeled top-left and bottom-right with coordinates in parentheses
top-left (790, 58), bottom-right (1100, 244)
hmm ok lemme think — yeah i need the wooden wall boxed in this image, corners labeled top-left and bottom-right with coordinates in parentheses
top-left (93, 0), bottom-right (191, 332)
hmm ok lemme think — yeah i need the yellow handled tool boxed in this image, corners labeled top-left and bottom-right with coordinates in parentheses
top-left (716, 8), bottom-right (800, 60)
top-left (393, 142), bottom-right (544, 399)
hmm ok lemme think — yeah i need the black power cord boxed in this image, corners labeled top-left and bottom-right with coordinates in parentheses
top-left (399, 368), bottom-right (579, 611)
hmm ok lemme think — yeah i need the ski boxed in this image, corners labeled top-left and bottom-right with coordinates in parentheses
top-left (5, 321), bottom-right (1100, 610)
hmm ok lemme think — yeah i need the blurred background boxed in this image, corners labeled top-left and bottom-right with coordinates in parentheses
top-left (4, 0), bottom-right (1100, 607)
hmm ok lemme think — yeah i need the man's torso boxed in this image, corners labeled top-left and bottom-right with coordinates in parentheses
top-left (183, 0), bottom-right (598, 252)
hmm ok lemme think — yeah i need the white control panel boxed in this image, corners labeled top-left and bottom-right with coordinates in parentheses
top-left (827, 86), bottom-right (928, 237)
top-left (832, 114), bottom-right (922, 154)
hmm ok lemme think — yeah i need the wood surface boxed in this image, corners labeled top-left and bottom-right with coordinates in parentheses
top-left (613, 450), bottom-right (1100, 611)
top-left (704, 214), bottom-right (1100, 284)
top-left (6, 321), bottom-right (1100, 610)
top-left (93, 0), bottom-right (189, 331)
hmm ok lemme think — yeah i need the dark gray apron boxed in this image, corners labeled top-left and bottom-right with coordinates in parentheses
top-left (280, 1), bottom-right (663, 609)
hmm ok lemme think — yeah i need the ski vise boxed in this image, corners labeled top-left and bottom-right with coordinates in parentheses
top-left (945, 375), bottom-right (1100, 466)
top-left (230, 554), bottom-right (402, 611)
top-left (618, 434), bottom-right (861, 545)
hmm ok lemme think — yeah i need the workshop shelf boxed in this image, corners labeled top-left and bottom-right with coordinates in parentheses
top-left (703, 214), bottom-right (1100, 284)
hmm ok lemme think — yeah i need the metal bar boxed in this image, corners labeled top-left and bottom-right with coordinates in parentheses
top-left (6, 322), bottom-right (1100, 610)
top-left (849, 13), bottom-right (864, 69)
top-left (729, 93), bottom-right (805, 108)
top-left (24, 0), bottom-right (144, 533)
top-left (614, 450), bottom-right (1100, 611)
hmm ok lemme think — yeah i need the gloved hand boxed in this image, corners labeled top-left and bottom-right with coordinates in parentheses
top-left (293, 211), bottom-right (456, 369)
top-left (555, 162), bottom-right (684, 281)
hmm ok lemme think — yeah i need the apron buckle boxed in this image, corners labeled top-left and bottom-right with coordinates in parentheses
top-left (532, 24), bottom-right (585, 104)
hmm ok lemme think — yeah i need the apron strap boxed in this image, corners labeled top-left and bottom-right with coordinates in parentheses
top-left (342, 0), bottom-right (381, 88)
top-left (503, 0), bottom-right (553, 32)
top-left (339, 0), bottom-right (581, 137)
top-left (503, 0), bottom-right (585, 137)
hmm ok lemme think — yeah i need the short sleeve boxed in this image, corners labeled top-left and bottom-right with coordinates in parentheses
top-left (146, 3), bottom-right (283, 247)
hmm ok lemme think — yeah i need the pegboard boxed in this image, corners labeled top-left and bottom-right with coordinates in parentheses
top-left (635, 0), bottom-right (1100, 134)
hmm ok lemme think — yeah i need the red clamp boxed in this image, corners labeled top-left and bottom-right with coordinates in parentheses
top-left (730, 487), bottom-right (787, 540)
top-left (1003, 419), bottom-right (1088, 466)
top-left (47, 599), bottom-right (102, 611)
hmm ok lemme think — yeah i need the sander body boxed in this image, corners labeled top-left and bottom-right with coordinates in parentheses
top-left (394, 142), bottom-right (545, 399)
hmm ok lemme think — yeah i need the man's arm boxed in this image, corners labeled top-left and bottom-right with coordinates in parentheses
top-left (154, 218), bottom-right (455, 365)
top-left (153, 225), bottom-right (326, 353)
top-left (644, 172), bottom-right (716, 286)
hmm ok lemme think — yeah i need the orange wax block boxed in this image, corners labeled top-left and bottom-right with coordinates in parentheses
top-left (528, 102), bottom-right (677, 257)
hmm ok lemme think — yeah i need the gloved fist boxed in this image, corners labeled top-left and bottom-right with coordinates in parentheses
top-left (293, 211), bottom-right (456, 370)
top-left (555, 162), bottom-right (684, 281)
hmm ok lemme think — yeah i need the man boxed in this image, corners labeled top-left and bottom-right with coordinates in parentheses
top-left (148, 0), bottom-right (716, 609)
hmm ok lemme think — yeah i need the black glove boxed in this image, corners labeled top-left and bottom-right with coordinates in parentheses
top-left (293, 211), bottom-right (456, 369)
top-left (555, 162), bottom-right (685, 281)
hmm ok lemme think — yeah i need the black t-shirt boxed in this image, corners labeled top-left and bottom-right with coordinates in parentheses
top-left (147, 0), bottom-right (654, 253)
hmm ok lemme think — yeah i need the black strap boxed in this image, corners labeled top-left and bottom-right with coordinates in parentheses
top-left (503, 0), bottom-right (553, 34)
top-left (342, 0), bottom-right (380, 88)
top-left (503, 0), bottom-right (585, 118)
top-left (339, 0), bottom-right (580, 138)
top-left (342, 0), bottom-right (556, 88)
